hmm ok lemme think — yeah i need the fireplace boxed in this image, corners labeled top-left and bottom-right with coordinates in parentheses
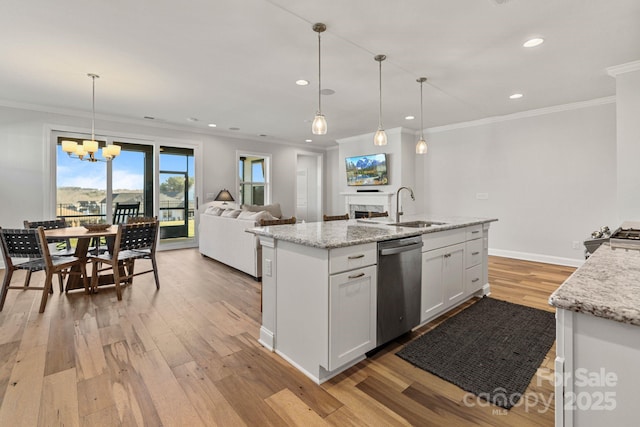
top-left (341, 192), bottom-right (394, 220)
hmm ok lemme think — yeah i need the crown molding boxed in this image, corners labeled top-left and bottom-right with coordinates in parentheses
top-left (426, 96), bottom-right (616, 134)
top-left (606, 60), bottom-right (640, 77)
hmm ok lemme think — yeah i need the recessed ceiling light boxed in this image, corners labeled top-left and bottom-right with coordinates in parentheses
top-left (208, 123), bottom-right (217, 128)
top-left (296, 79), bottom-right (309, 86)
top-left (320, 88), bottom-right (335, 95)
top-left (405, 115), bottom-right (415, 120)
top-left (509, 93), bottom-right (523, 99)
top-left (305, 139), bottom-right (312, 143)
top-left (523, 38), bottom-right (544, 48)
top-left (258, 134), bottom-right (267, 137)
top-left (229, 127), bottom-right (240, 131)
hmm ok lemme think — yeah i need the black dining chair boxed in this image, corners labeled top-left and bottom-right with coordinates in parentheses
top-left (24, 219), bottom-right (74, 291)
top-left (112, 202), bottom-right (141, 224)
top-left (89, 220), bottom-right (160, 300)
top-left (0, 227), bottom-right (88, 313)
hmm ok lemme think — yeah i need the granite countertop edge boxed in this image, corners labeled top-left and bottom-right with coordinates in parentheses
top-left (549, 244), bottom-right (640, 327)
top-left (247, 216), bottom-right (498, 249)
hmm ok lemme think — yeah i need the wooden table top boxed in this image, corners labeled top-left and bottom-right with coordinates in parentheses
top-left (44, 225), bottom-right (118, 239)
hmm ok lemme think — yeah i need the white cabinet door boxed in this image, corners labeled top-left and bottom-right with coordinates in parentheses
top-left (328, 265), bottom-right (377, 370)
top-left (444, 243), bottom-right (465, 304)
top-left (421, 247), bottom-right (446, 323)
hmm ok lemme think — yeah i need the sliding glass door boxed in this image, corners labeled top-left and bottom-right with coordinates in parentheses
top-left (56, 137), bottom-right (153, 226)
top-left (159, 146), bottom-right (195, 243)
top-left (54, 132), bottom-right (200, 250)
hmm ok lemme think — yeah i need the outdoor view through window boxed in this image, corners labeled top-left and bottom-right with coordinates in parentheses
top-left (56, 140), bottom-right (195, 242)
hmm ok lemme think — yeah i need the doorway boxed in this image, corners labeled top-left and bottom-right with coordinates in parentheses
top-left (159, 146), bottom-right (195, 243)
top-left (295, 152), bottom-right (323, 222)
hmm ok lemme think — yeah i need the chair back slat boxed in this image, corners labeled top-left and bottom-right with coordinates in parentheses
top-left (1, 228), bottom-right (43, 259)
top-left (127, 216), bottom-right (157, 224)
top-left (119, 221), bottom-right (158, 251)
top-left (113, 202), bottom-right (141, 225)
top-left (323, 213), bottom-right (350, 221)
top-left (24, 219), bottom-right (68, 244)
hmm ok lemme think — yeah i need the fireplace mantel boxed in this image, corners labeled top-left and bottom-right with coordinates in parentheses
top-left (340, 192), bottom-right (394, 218)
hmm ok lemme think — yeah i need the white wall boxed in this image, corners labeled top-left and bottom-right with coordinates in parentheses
top-left (335, 127), bottom-right (418, 217)
top-left (0, 105), bottom-right (323, 229)
top-left (612, 64), bottom-right (640, 222)
top-left (422, 101), bottom-right (618, 266)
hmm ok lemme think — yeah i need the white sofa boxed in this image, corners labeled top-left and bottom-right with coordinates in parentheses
top-left (198, 203), bottom-right (284, 279)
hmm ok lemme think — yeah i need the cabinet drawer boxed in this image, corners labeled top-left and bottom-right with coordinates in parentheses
top-left (465, 264), bottom-right (483, 293)
top-left (466, 225), bottom-right (483, 240)
top-left (422, 229), bottom-right (465, 252)
top-left (465, 238), bottom-right (483, 268)
top-left (329, 243), bottom-right (377, 274)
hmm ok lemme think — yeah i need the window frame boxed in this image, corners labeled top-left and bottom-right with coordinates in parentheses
top-left (236, 151), bottom-right (271, 206)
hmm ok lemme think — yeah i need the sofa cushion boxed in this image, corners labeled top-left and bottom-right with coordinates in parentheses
top-left (242, 203), bottom-right (282, 219)
top-left (237, 209), bottom-right (277, 222)
top-left (221, 209), bottom-right (242, 218)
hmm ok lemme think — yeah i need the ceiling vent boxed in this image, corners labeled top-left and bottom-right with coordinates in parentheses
top-left (490, 0), bottom-right (512, 4)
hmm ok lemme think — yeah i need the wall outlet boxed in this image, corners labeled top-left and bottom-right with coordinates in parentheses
top-left (572, 241), bottom-right (581, 250)
top-left (476, 193), bottom-right (489, 200)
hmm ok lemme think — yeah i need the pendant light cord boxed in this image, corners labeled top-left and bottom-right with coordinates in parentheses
top-left (378, 59), bottom-right (383, 129)
top-left (420, 80), bottom-right (424, 139)
top-left (91, 75), bottom-right (96, 140)
top-left (317, 31), bottom-right (322, 114)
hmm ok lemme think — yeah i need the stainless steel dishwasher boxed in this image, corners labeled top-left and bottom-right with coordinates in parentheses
top-left (377, 235), bottom-right (423, 346)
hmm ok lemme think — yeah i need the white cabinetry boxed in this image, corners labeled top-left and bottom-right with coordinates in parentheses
top-left (420, 225), bottom-right (489, 325)
top-left (465, 225), bottom-right (484, 294)
top-left (272, 240), bottom-right (377, 383)
top-left (329, 265), bottom-right (376, 370)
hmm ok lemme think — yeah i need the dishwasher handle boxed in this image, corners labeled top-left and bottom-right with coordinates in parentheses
top-left (379, 241), bottom-right (423, 256)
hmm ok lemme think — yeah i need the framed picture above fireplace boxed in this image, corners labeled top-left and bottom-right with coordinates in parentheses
top-left (345, 153), bottom-right (388, 186)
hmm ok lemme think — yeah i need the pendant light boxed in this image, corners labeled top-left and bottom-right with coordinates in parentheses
top-left (374, 54), bottom-right (387, 146)
top-left (311, 23), bottom-right (327, 135)
top-left (415, 77), bottom-right (428, 154)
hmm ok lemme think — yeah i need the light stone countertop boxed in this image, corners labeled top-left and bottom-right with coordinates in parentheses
top-left (247, 214), bottom-right (497, 249)
top-left (549, 243), bottom-right (640, 326)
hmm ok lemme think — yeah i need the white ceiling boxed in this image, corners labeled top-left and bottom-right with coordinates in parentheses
top-left (1, 0), bottom-right (639, 147)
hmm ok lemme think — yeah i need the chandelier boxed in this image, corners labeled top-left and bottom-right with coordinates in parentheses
top-left (61, 74), bottom-right (120, 162)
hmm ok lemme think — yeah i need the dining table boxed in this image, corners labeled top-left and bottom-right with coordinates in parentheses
top-left (45, 225), bottom-right (119, 292)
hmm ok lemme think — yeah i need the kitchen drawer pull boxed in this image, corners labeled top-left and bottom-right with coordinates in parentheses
top-left (472, 278), bottom-right (480, 283)
top-left (472, 251), bottom-right (480, 255)
top-left (472, 230), bottom-right (480, 234)
top-left (444, 253), bottom-right (451, 258)
top-left (347, 254), bottom-right (365, 260)
top-left (348, 272), bottom-right (365, 279)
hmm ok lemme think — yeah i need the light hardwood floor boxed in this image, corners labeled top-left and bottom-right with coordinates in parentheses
top-left (0, 250), bottom-right (575, 426)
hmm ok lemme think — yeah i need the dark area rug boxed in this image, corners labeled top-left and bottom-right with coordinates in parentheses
top-left (396, 297), bottom-right (555, 409)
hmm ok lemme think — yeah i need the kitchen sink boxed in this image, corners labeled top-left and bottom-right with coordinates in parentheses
top-left (390, 220), bottom-right (447, 228)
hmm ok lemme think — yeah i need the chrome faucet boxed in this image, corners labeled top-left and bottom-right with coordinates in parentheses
top-left (396, 186), bottom-right (415, 223)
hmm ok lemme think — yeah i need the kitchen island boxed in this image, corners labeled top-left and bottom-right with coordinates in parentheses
top-left (549, 244), bottom-right (640, 426)
top-left (248, 215), bottom-right (497, 383)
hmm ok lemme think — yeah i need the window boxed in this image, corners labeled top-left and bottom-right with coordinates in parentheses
top-left (237, 153), bottom-right (270, 206)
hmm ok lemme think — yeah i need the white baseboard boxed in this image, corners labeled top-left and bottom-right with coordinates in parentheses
top-left (489, 248), bottom-right (585, 268)
top-left (258, 327), bottom-right (274, 351)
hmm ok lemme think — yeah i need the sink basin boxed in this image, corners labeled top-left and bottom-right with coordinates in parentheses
top-left (390, 220), bottom-right (447, 228)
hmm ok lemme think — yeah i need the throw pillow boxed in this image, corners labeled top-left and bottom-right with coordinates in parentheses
top-left (212, 207), bottom-right (224, 216)
top-left (242, 203), bottom-right (282, 219)
top-left (204, 205), bottom-right (217, 214)
top-left (237, 210), bottom-right (277, 222)
top-left (221, 209), bottom-right (242, 218)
